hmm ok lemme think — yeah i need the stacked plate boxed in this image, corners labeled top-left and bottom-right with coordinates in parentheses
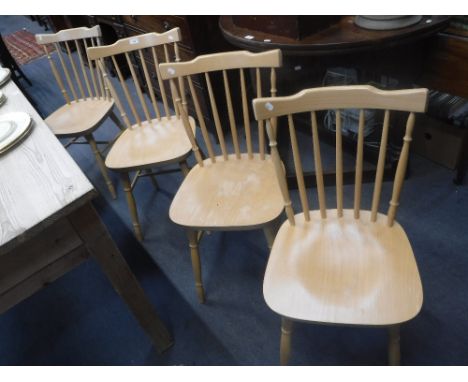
top-left (0, 90), bottom-right (6, 107)
top-left (0, 66), bottom-right (11, 87)
top-left (0, 112), bottom-right (33, 155)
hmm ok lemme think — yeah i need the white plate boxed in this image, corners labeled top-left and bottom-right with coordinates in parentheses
top-left (0, 112), bottom-right (33, 154)
top-left (0, 121), bottom-right (15, 142)
top-left (0, 67), bottom-right (11, 87)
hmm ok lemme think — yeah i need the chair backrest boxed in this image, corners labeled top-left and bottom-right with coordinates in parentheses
top-left (159, 50), bottom-right (282, 167)
top-left (36, 26), bottom-right (109, 104)
top-left (252, 85), bottom-right (428, 227)
top-left (86, 28), bottom-right (183, 130)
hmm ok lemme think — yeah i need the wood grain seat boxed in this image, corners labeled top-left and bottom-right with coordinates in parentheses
top-left (105, 116), bottom-right (195, 171)
top-left (45, 98), bottom-right (114, 137)
top-left (170, 154), bottom-right (284, 229)
top-left (264, 209), bottom-right (423, 326)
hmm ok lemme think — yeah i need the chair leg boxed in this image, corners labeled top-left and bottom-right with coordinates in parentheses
top-left (109, 110), bottom-right (126, 131)
top-left (280, 317), bottom-right (293, 365)
top-left (263, 217), bottom-right (282, 250)
top-left (121, 172), bottom-right (143, 241)
top-left (187, 229), bottom-right (205, 303)
top-left (388, 325), bottom-right (401, 366)
top-left (180, 160), bottom-right (190, 178)
top-left (85, 134), bottom-right (117, 199)
top-left (263, 223), bottom-right (276, 251)
top-left (145, 169), bottom-right (159, 189)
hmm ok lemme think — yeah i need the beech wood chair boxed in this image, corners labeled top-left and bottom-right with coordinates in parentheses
top-left (252, 85), bottom-right (428, 365)
top-left (36, 26), bottom-right (125, 199)
top-left (159, 50), bottom-right (284, 303)
top-left (86, 28), bottom-right (194, 241)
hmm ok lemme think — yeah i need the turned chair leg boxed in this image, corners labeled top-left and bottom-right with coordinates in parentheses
top-left (109, 110), bottom-right (126, 131)
top-left (145, 168), bottom-right (159, 189)
top-left (85, 133), bottom-right (117, 199)
top-left (180, 160), bottom-right (190, 178)
top-left (120, 172), bottom-right (143, 241)
top-left (263, 217), bottom-right (282, 251)
top-left (388, 325), bottom-right (401, 366)
top-left (187, 229), bottom-right (205, 303)
top-left (263, 223), bottom-right (276, 251)
top-left (280, 317), bottom-right (293, 365)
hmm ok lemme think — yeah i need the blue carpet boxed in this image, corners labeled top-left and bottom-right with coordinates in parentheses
top-left (1, 16), bottom-right (468, 366)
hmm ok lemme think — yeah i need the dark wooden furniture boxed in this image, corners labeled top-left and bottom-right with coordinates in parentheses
top-left (417, 20), bottom-right (468, 184)
top-left (219, 16), bottom-right (451, 187)
top-left (418, 25), bottom-right (468, 99)
top-left (220, 16), bottom-right (449, 55)
top-left (230, 16), bottom-right (341, 40)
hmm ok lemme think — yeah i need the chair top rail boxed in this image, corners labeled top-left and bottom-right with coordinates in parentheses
top-left (86, 29), bottom-right (181, 60)
top-left (253, 85), bottom-right (428, 121)
top-left (160, 49), bottom-right (282, 80)
top-left (36, 26), bottom-right (101, 45)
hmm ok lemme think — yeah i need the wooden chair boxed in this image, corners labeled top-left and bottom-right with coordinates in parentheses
top-left (86, 28), bottom-right (194, 241)
top-left (252, 85), bottom-right (428, 365)
top-left (36, 26), bottom-right (124, 199)
top-left (159, 50), bottom-right (284, 303)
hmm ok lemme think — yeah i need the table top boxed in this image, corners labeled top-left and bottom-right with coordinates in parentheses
top-left (219, 16), bottom-right (451, 56)
top-left (0, 80), bottom-right (95, 254)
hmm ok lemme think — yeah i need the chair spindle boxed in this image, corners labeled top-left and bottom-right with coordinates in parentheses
top-left (170, 79), bottom-right (204, 166)
top-left (336, 110), bottom-right (343, 217)
top-left (240, 68), bottom-right (253, 159)
top-left (371, 110), bottom-right (391, 222)
top-left (269, 67), bottom-right (278, 144)
top-left (138, 49), bottom-right (161, 120)
top-left (354, 109), bottom-right (365, 219)
top-left (125, 52), bottom-right (151, 123)
top-left (96, 37), bottom-right (109, 99)
top-left (205, 72), bottom-right (228, 160)
top-left (223, 70), bottom-right (241, 158)
top-left (83, 38), bottom-right (99, 99)
top-left (44, 46), bottom-right (70, 104)
top-left (164, 44), bottom-right (178, 118)
top-left (187, 75), bottom-right (215, 162)
top-left (174, 42), bottom-right (187, 114)
top-left (97, 60), bottom-right (132, 129)
top-left (288, 114), bottom-right (310, 220)
top-left (151, 46), bottom-right (170, 118)
top-left (64, 40), bottom-right (85, 100)
top-left (74, 40), bottom-right (92, 99)
top-left (311, 111), bottom-right (327, 218)
top-left (267, 120), bottom-right (295, 225)
top-left (387, 112), bottom-right (416, 227)
top-left (54, 42), bottom-right (78, 102)
top-left (91, 38), bottom-right (105, 98)
top-left (111, 55), bottom-right (141, 126)
top-left (256, 68), bottom-right (265, 159)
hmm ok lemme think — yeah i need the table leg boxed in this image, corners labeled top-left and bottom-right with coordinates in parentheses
top-left (68, 202), bottom-right (173, 353)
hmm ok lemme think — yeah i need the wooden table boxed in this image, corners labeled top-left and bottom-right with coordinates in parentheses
top-left (0, 80), bottom-right (172, 353)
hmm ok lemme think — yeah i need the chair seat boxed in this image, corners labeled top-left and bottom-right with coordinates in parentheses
top-left (263, 209), bottom-right (423, 326)
top-left (169, 153), bottom-right (284, 230)
top-left (45, 98), bottom-right (114, 137)
top-left (105, 116), bottom-right (195, 171)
